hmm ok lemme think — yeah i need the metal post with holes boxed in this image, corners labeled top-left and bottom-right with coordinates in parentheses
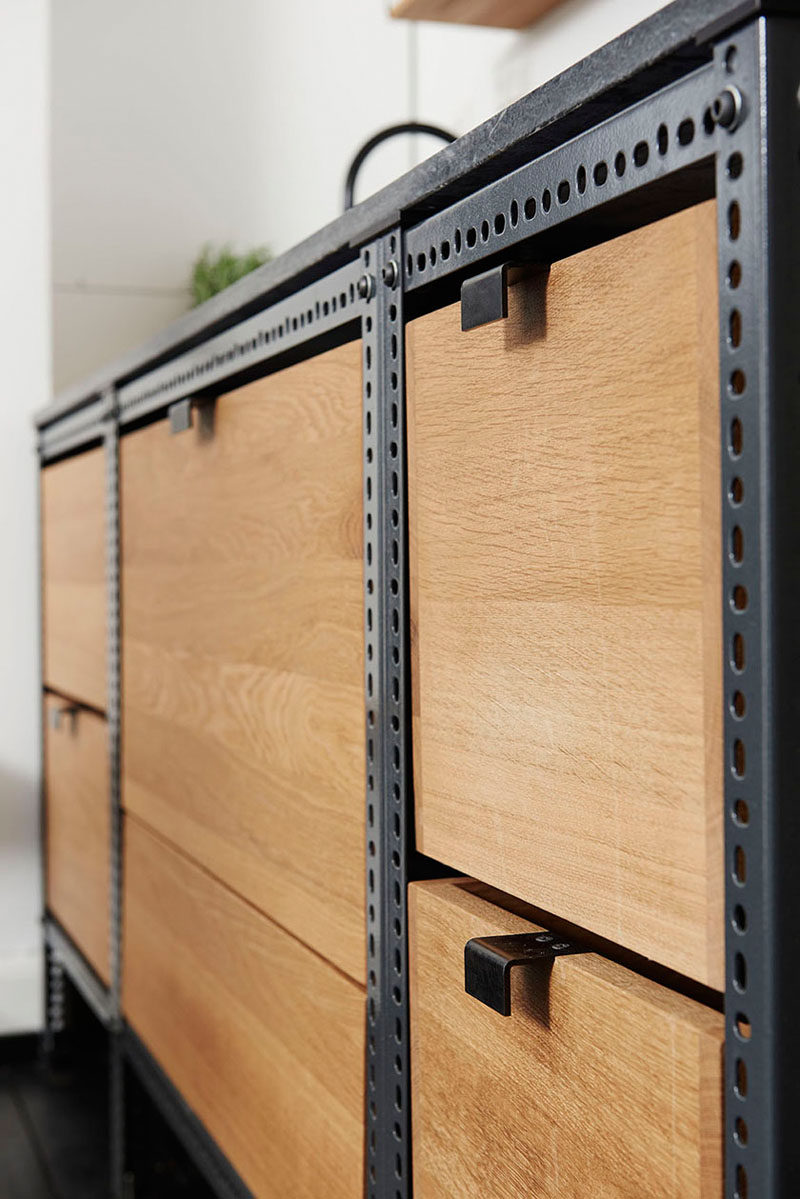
top-left (103, 387), bottom-right (127, 1197)
top-left (713, 16), bottom-right (800, 1198)
top-left (361, 231), bottom-right (413, 1199)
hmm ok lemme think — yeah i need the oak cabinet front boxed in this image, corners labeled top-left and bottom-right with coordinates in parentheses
top-left (410, 878), bottom-right (723, 1198)
top-left (41, 446), bottom-right (106, 711)
top-left (120, 343), bottom-right (365, 982)
top-left (123, 816), bottom-right (365, 1198)
top-left (45, 694), bottom-right (110, 982)
top-left (407, 202), bottom-right (723, 988)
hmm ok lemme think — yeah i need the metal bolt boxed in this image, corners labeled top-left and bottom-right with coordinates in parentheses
top-left (711, 85), bottom-right (743, 131)
top-left (357, 272), bottom-right (375, 300)
top-left (382, 259), bottom-right (399, 288)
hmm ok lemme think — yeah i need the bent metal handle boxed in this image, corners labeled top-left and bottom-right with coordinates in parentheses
top-left (465, 931), bottom-right (586, 1016)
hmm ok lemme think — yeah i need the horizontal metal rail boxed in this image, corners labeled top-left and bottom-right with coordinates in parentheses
top-left (404, 59), bottom-right (720, 292)
top-left (38, 393), bottom-right (110, 462)
top-left (118, 258), bottom-right (367, 426)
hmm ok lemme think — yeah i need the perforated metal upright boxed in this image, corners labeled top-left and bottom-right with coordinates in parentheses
top-left (711, 16), bottom-right (800, 1196)
top-left (102, 387), bottom-right (128, 1199)
top-left (361, 232), bottom-right (414, 1198)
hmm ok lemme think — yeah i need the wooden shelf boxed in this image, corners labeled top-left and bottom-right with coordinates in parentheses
top-left (391, 0), bottom-right (566, 31)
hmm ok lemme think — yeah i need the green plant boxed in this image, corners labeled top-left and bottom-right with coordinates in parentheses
top-left (190, 243), bottom-right (271, 306)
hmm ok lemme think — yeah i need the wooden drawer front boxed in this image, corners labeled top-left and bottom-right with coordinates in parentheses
top-left (410, 879), bottom-right (723, 1198)
top-left (45, 695), bottom-right (110, 982)
top-left (407, 202), bottom-right (722, 987)
top-left (41, 447), bottom-right (106, 710)
top-left (121, 343), bottom-right (364, 981)
top-left (124, 816), bottom-right (364, 1197)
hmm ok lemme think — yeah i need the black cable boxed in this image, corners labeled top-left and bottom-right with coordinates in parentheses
top-left (343, 122), bottom-right (457, 211)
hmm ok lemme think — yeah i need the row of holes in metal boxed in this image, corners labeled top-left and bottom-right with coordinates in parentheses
top-left (720, 40), bottom-right (751, 1199)
top-left (123, 283), bottom-right (358, 409)
top-left (406, 112), bottom-right (713, 280)
top-left (105, 430), bottom-right (122, 1004)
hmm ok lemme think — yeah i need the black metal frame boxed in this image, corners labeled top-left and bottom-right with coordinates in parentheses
top-left (360, 232), bottom-right (414, 1199)
top-left (33, 6), bottom-right (800, 1197)
top-left (43, 915), bottom-right (113, 1027)
top-left (712, 17), bottom-right (800, 1196)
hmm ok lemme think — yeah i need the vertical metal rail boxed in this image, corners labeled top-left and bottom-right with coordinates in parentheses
top-left (362, 231), bottom-right (413, 1199)
top-left (104, 390), bottom-right (126, 1196)
top-left (715, 16), bottom-right (800, 1197)
top-left (36, 449), bottom-right (54, 1051)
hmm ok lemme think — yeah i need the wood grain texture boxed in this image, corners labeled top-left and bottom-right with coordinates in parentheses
top-left (41, 447), bottom-right (106, 711)
top-left (123, 815), bottom-right (364, 1198)
top-left (391, 0), bottom-right (563, 28)
top-left (407, 202), bottom-right (723, 988)
top-left (410, 878), bottom-right (723, 1198)
top-left (121, 343), bottom-right (365, 982)
top-left (45, 695), bottom-right (110, 983)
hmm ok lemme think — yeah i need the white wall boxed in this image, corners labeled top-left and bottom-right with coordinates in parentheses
top-left (0, 0), bottom-right (49, 1034)
top-left (414, 0), bottom-right (668, 133)
top-left (51, 0), bottom-right (419, 390)
top-left (52, 0), bottom-right (668, 393)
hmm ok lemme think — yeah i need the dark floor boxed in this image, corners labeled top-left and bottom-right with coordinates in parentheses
top-left (0, 977), bottom-right (217, 1199)
top-left (0, 1039), bottom-right (108, 1199)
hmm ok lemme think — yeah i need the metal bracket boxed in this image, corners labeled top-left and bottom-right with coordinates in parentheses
top-left (461, 262), bottom-right (549, 331)
top-left (168, 397), bottom-right (193, 434)
top-left (48, 703), bottom-right (78, 732)
top-left (465, 932), bottom-right (587, 1016)
top-left (461, 262), bottom-right (513, 331)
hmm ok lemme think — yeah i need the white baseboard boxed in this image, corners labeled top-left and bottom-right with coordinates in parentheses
top-left (0, 948), bottom-right (43, 1034)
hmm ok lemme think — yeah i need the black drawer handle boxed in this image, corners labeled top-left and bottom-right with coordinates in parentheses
top-left (461, 261), bottom-right (549, 332)
top-left (465, 932), bottom-right (586, 1016)
top-left (48, 704), bottom-right (78, 732)
top-left (168, 397), bottom-right (194, 434)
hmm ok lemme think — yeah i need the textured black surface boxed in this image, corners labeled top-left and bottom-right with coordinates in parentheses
top-left (0, 1088), bottom-right (54, 1199)
top-left (0, 1030), bottom-right (108, 1199)
top-left (38, 0), bottom-right (792, 426)
top-left (125, 1062), bottom-right (217, 1199)
top-left (0, 1034), bottom-right (226, 1199)
top-left (122, 1028), bottom-right (253, 1199)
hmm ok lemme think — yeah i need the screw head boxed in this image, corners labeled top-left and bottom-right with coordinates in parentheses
top-left (357, 272), bottom-right (375, 300)
top-left (382, 259), bottom-right (399, 288)
top-left (711, 85), bottom-right (743, 131)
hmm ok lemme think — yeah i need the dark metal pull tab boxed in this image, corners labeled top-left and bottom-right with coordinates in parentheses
top-left (460, 262), bottom-right (548, 332)
top-left (461, 262), bottom-right (512, 331)
top-left (168, 397), bottom-right (193, 434)
top-left (464, 931), bottom-right (586, 1016)
top-left (49, 704), bottom-right (78, 733)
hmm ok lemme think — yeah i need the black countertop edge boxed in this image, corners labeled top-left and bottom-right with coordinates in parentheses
top-left (38, 0), bottom-right (789, 429)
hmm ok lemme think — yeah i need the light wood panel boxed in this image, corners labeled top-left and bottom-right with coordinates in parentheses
top-left (407, 202), bottom-right (723, 988)
top-left (392, 0), bottom-right (563, 29)
top-left (41, 447), bottom-right (106, 711)
top-left (123, 815), bottom-right (364, 1198)
top-left (121, 343), bottom-right (365, 982)
top-left (45, 694), bottom-right (109, 983)
top-left (410, 878), bottom-right (723, 1198)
